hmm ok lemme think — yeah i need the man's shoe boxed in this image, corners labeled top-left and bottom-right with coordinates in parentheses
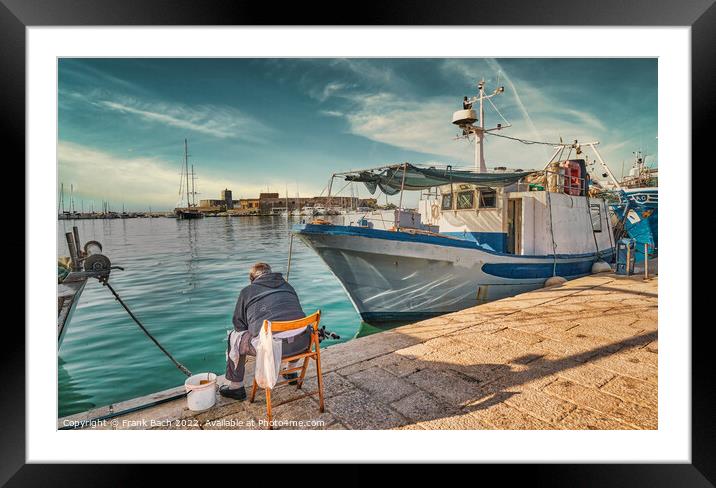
top-left (219, 385), bottom-right (246, 401)
top-left (283, 372), bottom-right (299, 385)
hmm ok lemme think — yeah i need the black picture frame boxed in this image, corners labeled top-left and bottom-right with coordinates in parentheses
top-left (6, 0), bottom-right (707, 484)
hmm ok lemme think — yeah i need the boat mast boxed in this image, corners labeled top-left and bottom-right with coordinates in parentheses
top-left (459, 79), bottom-right (506, 173)
top-left (191, 164), bottom-right (197, 207)
top-left (60, 182), bottom-right (65, 213)
top-left (184, 139), bottom-right (190, 208)
top-left (476, 80), bottom-right (486, 173)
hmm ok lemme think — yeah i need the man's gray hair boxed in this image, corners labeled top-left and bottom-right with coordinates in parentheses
top-left (249, 262), bottom-right (272, 282)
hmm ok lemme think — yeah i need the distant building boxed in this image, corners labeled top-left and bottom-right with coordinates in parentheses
top-left (221, 189), bottom-right (233, 209)
top-left (238, 198), bottom-right (260, 211)
top-left (199, 189), bottom-right (361, 214)
top-left (311, 196), bottom-right (359, 208)
top-left (199, 199), bottom-right (225, 208)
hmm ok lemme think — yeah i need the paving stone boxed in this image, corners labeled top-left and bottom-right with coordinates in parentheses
top-left (558, 408), bottom-right (632, 430)
top-left (590, 354), bottom-right (658, 384)
top-left (411, 413), bottom-right (492, 430)
top-left (558, 363), bottom-right (617, 388)
top-left (405, 368), bottom-right (486, 407)
top-left (614, 347), bottom-right (658, 368)
top-left (347, 366), bottom-right (417, 403)
top-left (599, 375), bottom-right (657, 409)
top-left (542, 379), bottom-right (622, 414)
top-left (494, 327), bottom-right (544, 346)
top-left (607, 400), bottom-right (657, 429)
top-left (469, 402), bottom-right (555, 430)
top-left (390, 390), bottom-right (460, 422)
top-left (301, 371), bottom-right (357, 398)
top-left (379, 355), bottom-right (425, 378)
top-left (326, 389), bottom-right (408, 430)
top-left (504, 388), bottom-right (577, 424)
top-left (270, 397), bottom-right (336, 430)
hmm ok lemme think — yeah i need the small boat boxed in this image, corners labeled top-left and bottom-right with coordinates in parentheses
top-left (175, 208), bottom-right (204, 219)
top-left (173, 139), bottom-right (204, 219)
top-left (312, 204), bottom-right (327, 216)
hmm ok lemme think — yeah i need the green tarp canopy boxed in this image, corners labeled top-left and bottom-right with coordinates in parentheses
top-left (343, 164), bottom-right (535, 196)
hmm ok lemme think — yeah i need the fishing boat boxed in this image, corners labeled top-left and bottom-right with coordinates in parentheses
top-left (174, 139), bottom-right (204, 220)
top-left (293, 80), bottom-right (616, 323)
top-left (603, 151), bottom-right (658, 261)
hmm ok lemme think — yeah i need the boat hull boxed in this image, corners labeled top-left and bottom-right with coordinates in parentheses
top-left (294, 224), bottom-right (613, 323)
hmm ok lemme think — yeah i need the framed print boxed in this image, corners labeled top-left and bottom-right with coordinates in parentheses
top-left (5, 0), bottom-right (709, 483)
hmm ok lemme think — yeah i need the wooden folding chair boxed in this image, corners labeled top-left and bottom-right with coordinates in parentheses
top-left (249, 310), bottom-right (325, 429)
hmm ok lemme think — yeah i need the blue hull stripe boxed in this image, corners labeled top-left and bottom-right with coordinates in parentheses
top-left (481, 251), bottom-right (613, 279)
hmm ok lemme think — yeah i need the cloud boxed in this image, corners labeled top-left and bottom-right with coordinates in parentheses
top-left (94, 97), bottom-right (272, 142)
top-left (484, 59), bottom-right (542, 142)
top-left (60, 88), bottom-right (273, 142)
top-left (340, 92), bottom-right (465, 160)
top-left (311, 82), bottom-right (348, 102)
top-left (319, 109), bottom-right (344, 117)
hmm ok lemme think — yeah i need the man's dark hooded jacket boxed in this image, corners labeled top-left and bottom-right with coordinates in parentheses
top-left (232, 272), bottom-right (306, 337)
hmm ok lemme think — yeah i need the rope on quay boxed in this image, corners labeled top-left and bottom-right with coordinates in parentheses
top-left (100, 278), bottom-right (192, 377)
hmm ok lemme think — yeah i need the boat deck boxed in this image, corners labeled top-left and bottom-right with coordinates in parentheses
top-left (59, 271), bottom-right (657, 430)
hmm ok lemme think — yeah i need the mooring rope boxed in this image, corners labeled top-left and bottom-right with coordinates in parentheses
top-left (100, 279), bottom-right (192, 377)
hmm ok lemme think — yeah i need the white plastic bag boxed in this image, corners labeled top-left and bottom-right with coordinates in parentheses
top-left (255, 321), bottom-right (282, 389)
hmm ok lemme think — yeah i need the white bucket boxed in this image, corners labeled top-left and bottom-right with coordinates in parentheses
top-left (184, 372), bottom-right (217, 412)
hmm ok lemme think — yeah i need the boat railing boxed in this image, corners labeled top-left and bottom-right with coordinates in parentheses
top-left (517, 168), bottom-right (590, 196)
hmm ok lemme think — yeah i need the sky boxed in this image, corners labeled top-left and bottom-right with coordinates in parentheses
top-left (58, 58), bottom-right (657, 211)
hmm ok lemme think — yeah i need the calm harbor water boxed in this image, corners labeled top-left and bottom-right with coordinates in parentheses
top-left (58, 216), bottom-right (375, 418)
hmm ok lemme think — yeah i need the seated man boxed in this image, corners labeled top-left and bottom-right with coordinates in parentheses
top-left (220, 262), bottom-right (311, 400)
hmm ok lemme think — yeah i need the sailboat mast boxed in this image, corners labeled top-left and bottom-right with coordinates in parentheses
top-left (184, 139), bottom-right (190, 208)
top-left (191, 164), bottom-right (196, 207)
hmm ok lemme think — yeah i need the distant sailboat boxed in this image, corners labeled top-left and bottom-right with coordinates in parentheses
top-left (174, 139), bottom-right (204, 220)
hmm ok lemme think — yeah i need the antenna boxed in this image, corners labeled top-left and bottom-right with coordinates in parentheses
top-left (452, 78), bottom-right (507, 172)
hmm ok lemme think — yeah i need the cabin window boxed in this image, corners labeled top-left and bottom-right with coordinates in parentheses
top-left (478, 190), bottom-right (497, 208)
top-left (590, 204), bottom-right (602, 232)
top-left (456, 190), bottom-right (475, 209)
top-left (441, 193), bottom-right (453, 210)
